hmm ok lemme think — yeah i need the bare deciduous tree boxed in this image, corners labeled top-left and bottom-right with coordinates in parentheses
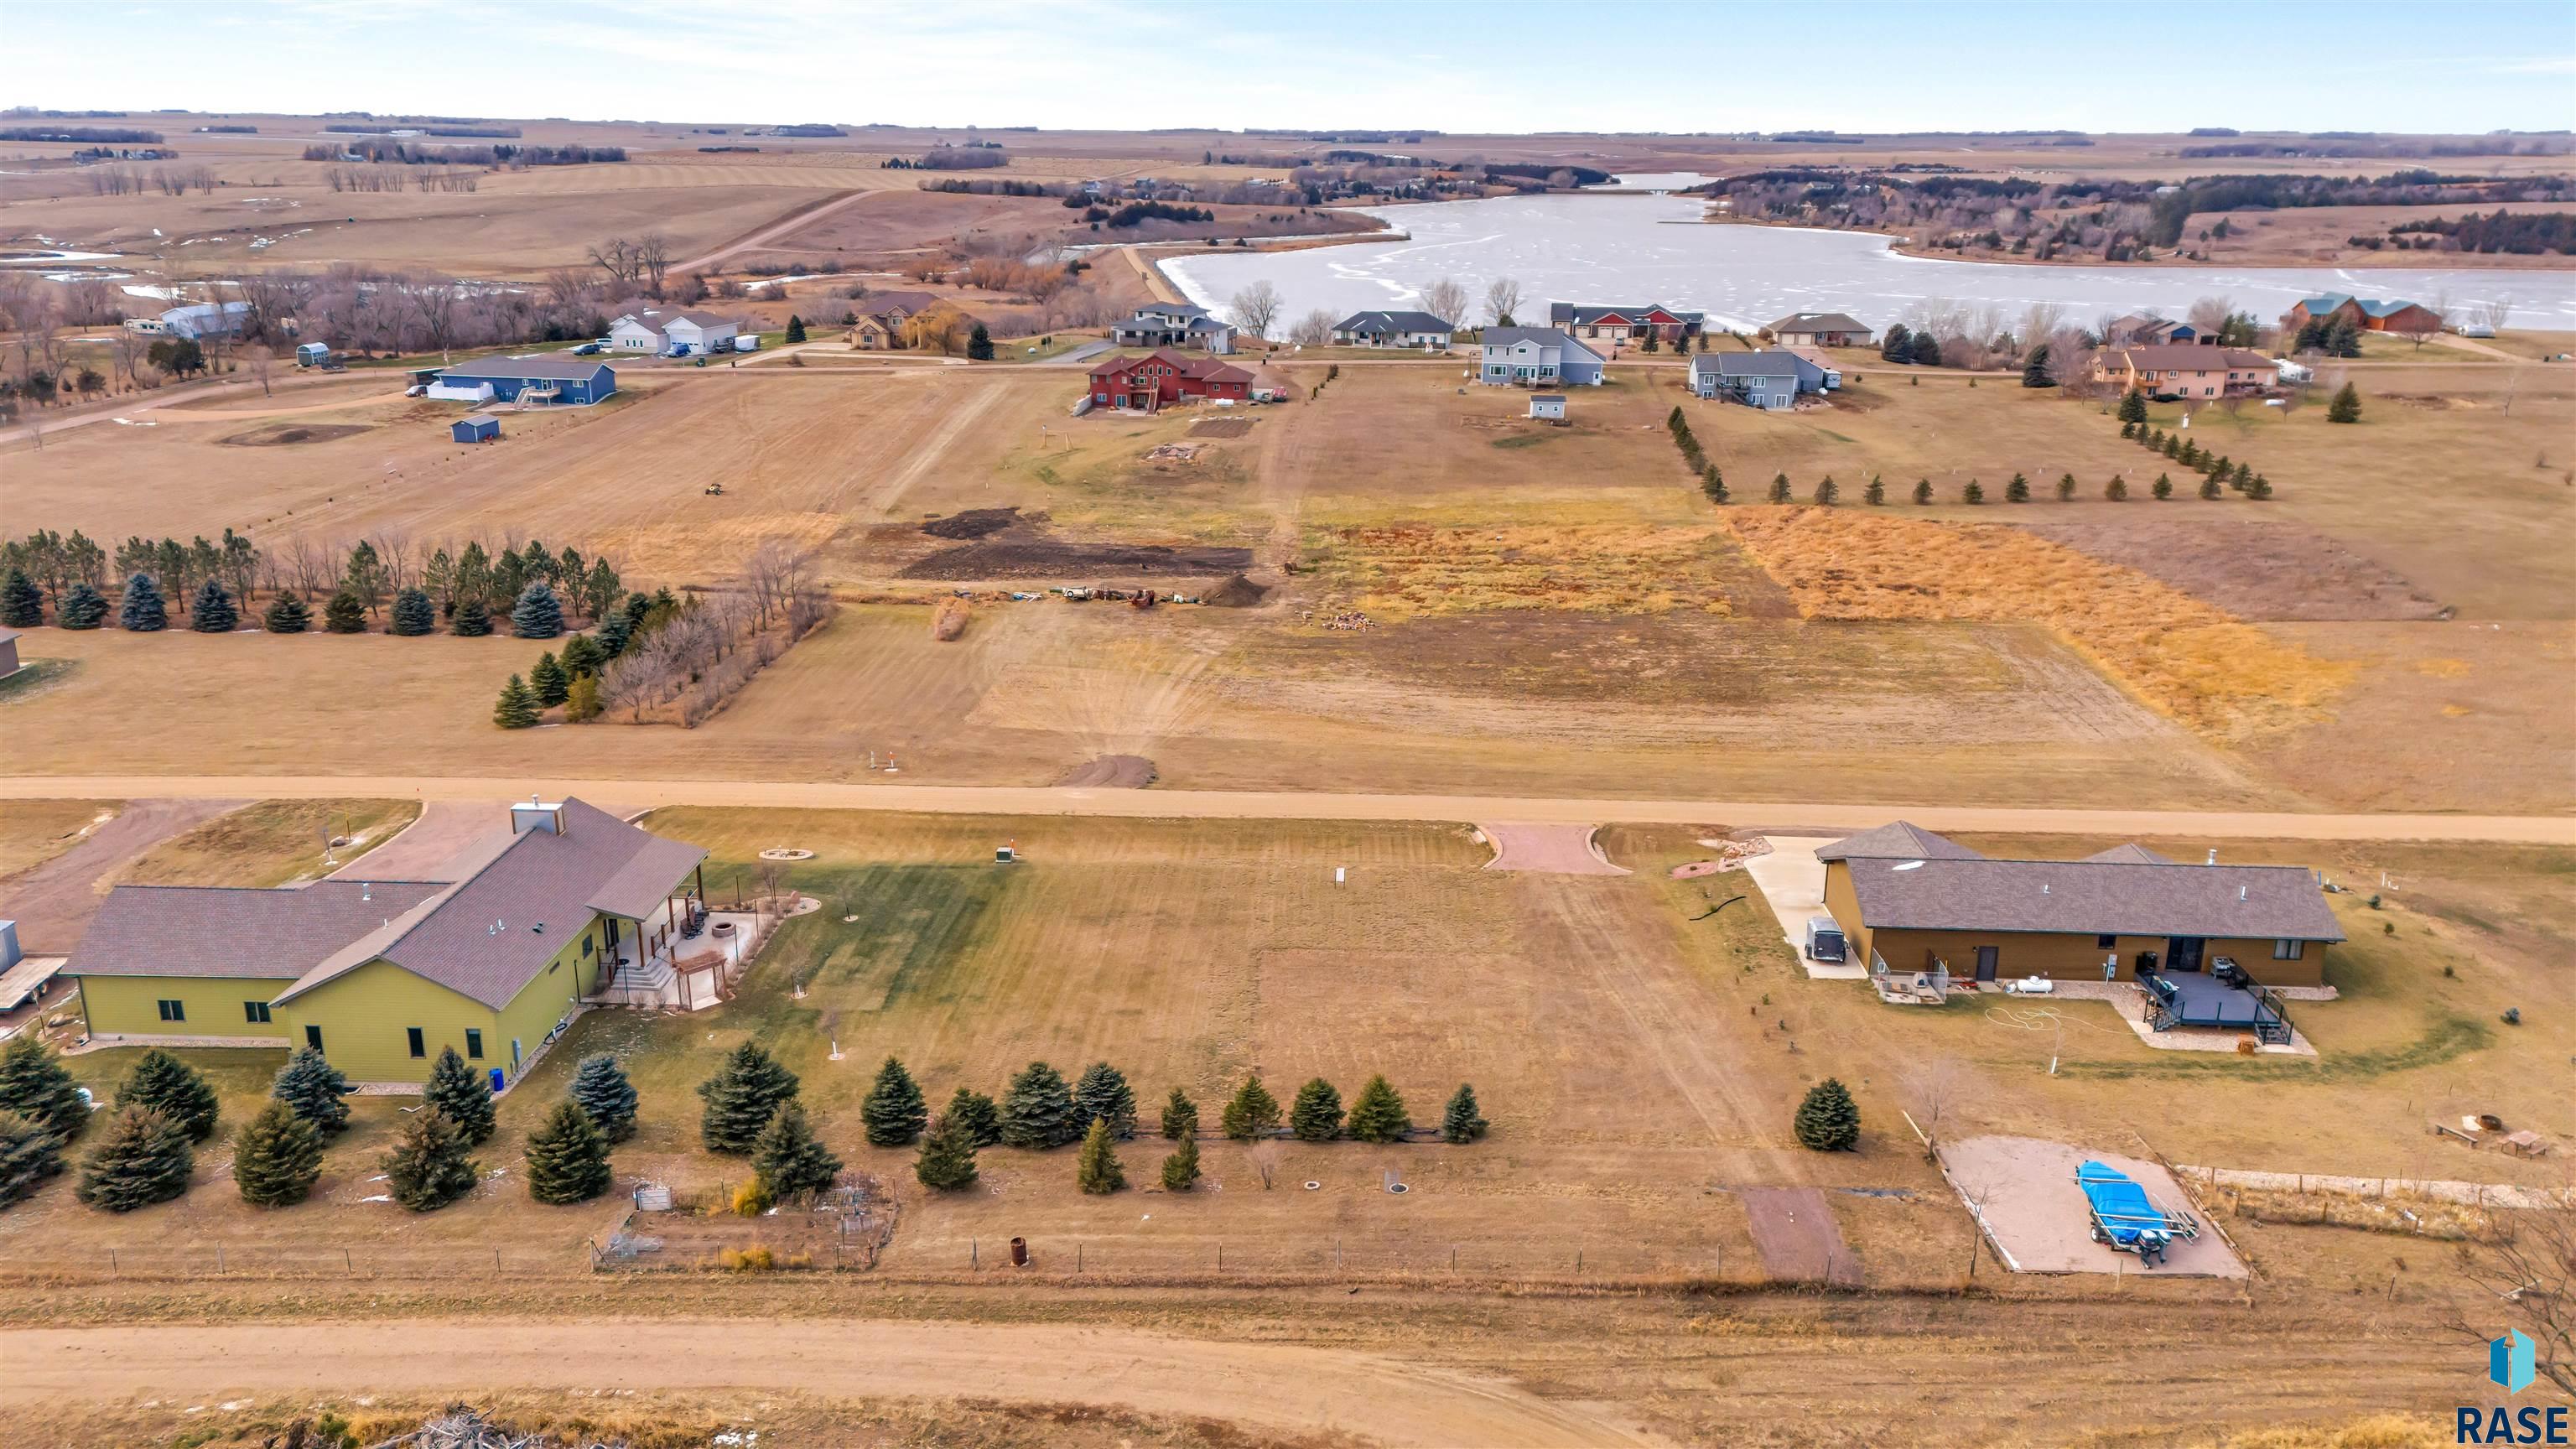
top-left (2449, 1194), bottom-right (2575, 1395)
top-left (1287, 309), bottom-right (1335, 347)
top-left (2185, 295), bottom-right (2235, 336)
top-left (1226, 280), bottom-right (1282, 340)
top-left (1244, 1140), bottom-right (1281, 1190)
top-left (1417, 277), bottom-right (1471, 330)
top-left (1900, 1056), bottom-right (1971, 1156)
top-left (242, 344), bottom-right (275, 397)
top-left (636, 233), bottom-right (671, 298)
top-left (1483, 275), bottom-right (1524, 327)
top-left (2476, 295), bottom-right (2514, 334)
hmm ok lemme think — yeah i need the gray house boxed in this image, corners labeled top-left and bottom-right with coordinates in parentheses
top-left (1479, 327), bottom-right (1605, 387)
top-left (1692, 351), bottom-right (1812, 409)
top-left (1330, 309), bottom-right (1456, 349)
top-left (1114, 303), bottom-right (1236, 354)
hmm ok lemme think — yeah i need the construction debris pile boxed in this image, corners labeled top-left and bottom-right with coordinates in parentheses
top-left (356, 1406), bottom-right (631, 1448)
top-left (1140, 442), bottom-right (1202, 464)
top-left (1305, 610), bottom-right (1374, 631)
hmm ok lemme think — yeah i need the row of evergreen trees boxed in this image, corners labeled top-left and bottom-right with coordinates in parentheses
top-left (1748, 469), bottom-right (2238, 506)
top-left (0, 569), bottom-right (612, 641)
top-left (2116, 392), bottom-right (2283, 495)
top-left (1668, 406), bottom-right (1729, 505)
top-left (0, 1035), bottom-right (641, 1215)
top-left (1878, 324), bottom-right (1948, 367)
top-left (493, 624), bottom-right (624, 727)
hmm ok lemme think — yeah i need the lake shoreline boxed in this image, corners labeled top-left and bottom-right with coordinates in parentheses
top-left (1698, 212), bottom-right (2576, 274)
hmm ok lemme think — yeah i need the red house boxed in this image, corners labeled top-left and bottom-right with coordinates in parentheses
top-left (1087, 349), bottom-right (1254, 411)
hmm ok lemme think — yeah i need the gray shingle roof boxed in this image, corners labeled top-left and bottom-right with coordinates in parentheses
top-left (274, 799), bottom-right (706, 1010)
top-left (1716, 352), bottom-right (1805, 377)
top-left (1768, 311), bottom-right (1871, 335)
top-left (2083, 843), bottom-right (2176, 865)
top-left (1841, 856), bottom-right (2345, 942)
top-left (1815, 821), bottom-right (1987, 862)
top-left (1335, 309), bottom-right (1455, 334)
top-left (66, 880), bottom-right (449, 980)
top-left (1483, 326), bottom-right (1573, 347)
top-left (436, 356), bottom-right (615, 382)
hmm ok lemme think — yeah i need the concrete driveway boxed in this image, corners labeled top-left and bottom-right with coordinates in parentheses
top-left (1740, 836), bottom-right (1867, 979)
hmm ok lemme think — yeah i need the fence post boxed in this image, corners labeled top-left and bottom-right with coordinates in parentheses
top-left (1335, 1237), bottom-right (1342, 1270)
top-left (1076, 1244), bottom-right (1083, 1274)
top-left (110, 1248), bottom-right (117, 1276)
top-left (971, 1239), bottom-right (978, 1269)
top-left (1575, 1248), bottom-right (1583, 1273)
top-left (494, 1248), bottom-right (502, 1271)
top-left (216, 1244), bottom-right (224, 1275)
top-left (345, 1248), bottom-right (354, 1276)
top-left (1216, 1242), bottom-right (1222, 1271)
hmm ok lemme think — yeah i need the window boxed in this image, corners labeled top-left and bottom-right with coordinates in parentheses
top-left (306, 1025), bottom-right (325, 1052)
top-left (157, 999), bottom-right (185, 1022)
top-left (2096, 934), bottom-right (2118, 949)
top-left (244, 1000), bottom-right (273, 1024)
top-left (407, 1026), bottom-right (426, 1058)
top-left (465, 1028), bottom-right (484, 1060)
top-left (2272, 939), bottom-right (2303, 960)
top-left (582, 936), bottom-right (594, 958)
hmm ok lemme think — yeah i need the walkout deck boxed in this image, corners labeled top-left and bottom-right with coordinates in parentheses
top-left (2143, 967), bottom-right (2294, 1045)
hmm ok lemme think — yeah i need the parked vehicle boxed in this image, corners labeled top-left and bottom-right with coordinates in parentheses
top-left (1805, 916), bottom-right (1846, 963)
top-left (570, 342), bottom-right (602, 356)
top-left (2456, 323), bottom-right (2496, 339)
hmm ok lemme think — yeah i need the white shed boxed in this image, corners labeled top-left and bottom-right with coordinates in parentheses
top-left (1528, 393), bottom-right (1566, 421)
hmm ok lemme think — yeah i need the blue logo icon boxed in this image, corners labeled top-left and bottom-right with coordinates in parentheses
top-left (2491, 1329), bottom-right (2536, 1395)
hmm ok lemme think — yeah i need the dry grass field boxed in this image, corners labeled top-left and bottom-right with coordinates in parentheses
top-left (0, 797), bottom-right (117, 879)
top-left (111, 797), bottom-right (417, 887)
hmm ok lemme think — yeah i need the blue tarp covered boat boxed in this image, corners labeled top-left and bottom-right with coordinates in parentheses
top-left (2077, 1160), bottom-right (2197, 1266)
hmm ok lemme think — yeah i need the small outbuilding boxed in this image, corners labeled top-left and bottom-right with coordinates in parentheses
top-left (452, 415), bottom-right (501, 444)
top-left (1528, 393), bottom-right (1566, 422)
top-left (0, 626), bottom-right (20, 680)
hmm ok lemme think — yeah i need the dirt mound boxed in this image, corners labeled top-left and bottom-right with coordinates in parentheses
top-left (1203, 573), bottom-right (1270, 607)
top-left (901, 539), bottom-right (1254, 581)
top-left (1057, 754), bottom-right (1156, 788)
top-left (932, 597), bottom-right (970, 640)
top-left (922, 507), bottom-right (1024, 540)
top-left (217, 423), bottom-right (373, 447)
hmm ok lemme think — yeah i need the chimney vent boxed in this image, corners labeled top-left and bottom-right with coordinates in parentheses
top-left (2239, 886), bottom-right (2248, 901)
top-left (361, 882), bottom-right (371, 901)
top-left (2205, 849), bottom-right (2218, 865)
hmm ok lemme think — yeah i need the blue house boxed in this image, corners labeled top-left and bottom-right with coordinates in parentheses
top-left (451, 415), bottom-right (500, 444)
top-left (428, 356), bottom-right (616, 406)
top-left (1692, 351), bottom-right (1820, 409)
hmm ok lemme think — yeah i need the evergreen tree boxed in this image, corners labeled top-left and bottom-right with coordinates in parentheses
top-left (1071, 1062), bottom-right (1137, 1140)
top-left (559, 632), bottom-right (604, 678)
top-left (698, 1041), bottom-right (799, 1153)
top-left (0, 1036), bottom-right (90, 1142)
top-left (449, 594), bottom-right (492, 637)
top-left (0, 1109), bottom-right (66, 1208)
top-left (272, 1046), bottom-right (352, 1137)
top-left (2119, 419), bottom-right (2136, 439)
top-left (2152, 475), bottom-right (2174, 501)
top-left (945, 1086), bottom-right (1001, 1148)
top-left (2106, 475), bottom-right (2130, 501)
top-left (0, 569), bottom-right (42, 628)
top-left (752, 1101), bottom-right (842, 1197)
top-left (1220, 1075), bottom-right (1281, 1140)
top-left (1701, 464), bottom-right (1727, 505)
top-left (382, 1107), bottom-right (476, 1211)
top-left (324, 587), bottom-right (367, 633)
top-left (530, 650), bottom-right (569, 707)
top-left (1161, 1135), bottom-right (1201, 1192)
top-left (1344, 1075), bottom-right (1411, 1144)
top-left (76, 1105), bottom-right (193, 1212)
top-left (2056, 472), bottom-right (2079, 501)
top-left (2178, 439), bottom-right (2203, 468)
top-left (1441, 1083), bottom-right (1488, 1144)
top-left (2326, 318), bottom-right (2361, 358)
top-left (188, 578), bottom-right (237, 632)
top-left (967, 322), bottom-right (995, 361)
top-left (2247, 474), bottom-right (2274, 501)
top-left (569, 1054), bottom-right (638, 1143)
top-left (118, 572), bottom-right (167, 631)
top-left (2004, 472), bottom-right (2030, 503)
top-left (785, 314), bottom-right (808, 344)
top-left (1862, 475), bottom-right (1885, 506)
top-left (525, 1098), bottom-right (612, 1205)
top-left (913, 1110), bottom-right (979, 1191)
top-left (231, 1098), bottom-right (323, 1208)
top-left (1075, 1116), bottom-right (1124, 1193)
top-left (1767, 473), bottom-right (1791, 504)
top-left (1961, 479), bottom-right (1984, 505)
top-left (512, 580), bottom-right (565, 639)
top-left (1879, 323), bottom-right (1910, 362)
top-left (262, 591), bottom-right (311, 633)
top-left (1909, 330), bottom-right (1943, 366)
top-left (492, 673), bottom-right (539, 730)
top-left (117, 1049), bottom-right (218, 1142)
top-left (2232, 460), bottom-right (2255, 491)
top-left (1911, 479), bottom-right (1933, 505)
top-left (596, 610), bottom-right (631, 658)
top-left (1793, 1078), bottom-right (1861, 1151)
top-left (423, 1046), bottom-right (496, 1145)
top-left (2293, 317), bottom-right (2326, 352)
top-left (2162, 433), bottom-right (2182, 459)
top-left (2020, 344), bottom-right (2054, 389)
top-left (860, 1057), bottom-right (929, 1146)
top-left (1812, 475), bottom-right (1839, 506)
top-left (999, 1060), bottom-right (1079, 1149)
top-left (2199, 474), bottom-right (2223, 501)
top-left (2145, 427), bottom-right (2165, 451)
top-left (2116, 388), bottom-right (2148, 425)
top-left (390, 587), bottom-right (436, 636)
top-left (2326, 382), bottom-right (2362, 423)
top-left (1289, 1077), bottom-right (1343, 1141)
top-left (1666, 404), bottom-right (1685, 431)
top-left (564, 676), bottom-right (602, 724)
top-left (1158, 1087), bottom-right (1198, 1141)
top-left (56, 581), bottom-right (107, 630)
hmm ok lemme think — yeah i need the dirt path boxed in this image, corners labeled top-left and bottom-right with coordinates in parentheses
top-left (0, 1318), bottom-right (1663, 1448)
top-left (1740, 1187), bottom-right (1862, 1286)
top-left (871, 377), bottom-right (1013, 516)
top-left (667, 188), bottom-right (878, 274)
top-left (7, 775), bottom-right (2569, 844)
top-left (0, 369), bottom-right (399, 446)
top-left (0, 797), bottom-right (243, 953)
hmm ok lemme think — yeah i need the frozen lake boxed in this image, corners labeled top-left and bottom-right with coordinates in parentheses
top-left (1164, 192), bottom-right (2576, 334)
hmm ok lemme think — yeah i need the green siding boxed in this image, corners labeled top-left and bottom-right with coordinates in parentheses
top-left (275, 913), bottom-right (605, 1087)
top-left (76, 973), bottom-right (294, 1040)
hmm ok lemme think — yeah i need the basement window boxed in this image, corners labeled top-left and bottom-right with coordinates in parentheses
top-left (407, 1026), bottom-right (426, 1058)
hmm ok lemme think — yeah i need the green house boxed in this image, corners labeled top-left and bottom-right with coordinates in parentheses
top-left (65, 798), bottom-right (706, 1088)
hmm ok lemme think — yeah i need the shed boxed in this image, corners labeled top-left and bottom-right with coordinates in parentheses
top-left (0, 626), bottom-right (19, 679)
top-left (296, 341), bottom-right (332, 366)
top-left (452, 415), bottom-right (501, 444)
top-left (1528, 393), bottom-right (1566, 421)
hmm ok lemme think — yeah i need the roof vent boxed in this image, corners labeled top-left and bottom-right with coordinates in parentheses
top-left (2206, 849), bottom-right (2218, 865)
top-left (532, 921), bottom-right (545, 933)
top-left (361, 882), bottom-right (371, 901)
top-left (2239, 886), bottom-right (2248, 902)
top-left (1891, 860), bottom-right (1925, 872)
top-left (2042, 883), bottom-right (2050, 895)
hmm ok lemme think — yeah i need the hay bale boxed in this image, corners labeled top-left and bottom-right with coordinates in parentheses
top-left (932, 598), bottom-right (970, 641)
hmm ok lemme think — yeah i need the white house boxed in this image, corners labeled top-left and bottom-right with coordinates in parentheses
top-left (608, 309), bottom-right (740, 357)
top-left (1478, 327), bottom-right (1605, 387)
top-left (1331, 309), bottom-right (1456, 350)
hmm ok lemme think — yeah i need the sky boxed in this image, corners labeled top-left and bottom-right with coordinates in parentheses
top-left (7, 0), bottom-right (2573, 136)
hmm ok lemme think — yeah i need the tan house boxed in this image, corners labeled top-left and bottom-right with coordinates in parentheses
top-left (2090, 345), bottom-right (2278, 399)
top-left (1815, 822), bottom-right (2342, 989)
top-left (1763, 311), bottom-right (1876, 348)
top-left (845, 290), bottom-right (947, 350)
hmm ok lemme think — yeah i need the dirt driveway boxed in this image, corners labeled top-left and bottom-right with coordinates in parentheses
top-left (0, 797), bottom-right (242, 953)
top-left (1739, 1186), bottom-right (1862, 1286)
top-left (0, 1318), bottom-right (1665, 1449)
top-left (1481, 821), bottom-right (1628, 875)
